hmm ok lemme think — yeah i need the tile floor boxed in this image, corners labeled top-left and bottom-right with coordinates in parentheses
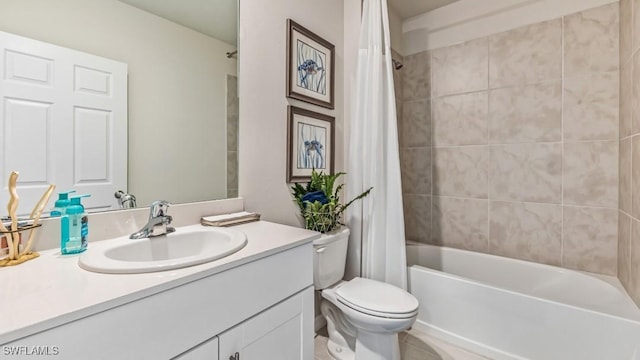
top-left (314, 327), bottom-right (490, 360)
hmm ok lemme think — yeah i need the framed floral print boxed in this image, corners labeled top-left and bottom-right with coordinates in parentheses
top-left (287, 106), bottom-right (335, 182)
top-left (286, 19), bottom-right (335, 109)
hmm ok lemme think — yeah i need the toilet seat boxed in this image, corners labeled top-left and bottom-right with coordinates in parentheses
top-left (335, 277), bottom-right (419, 319)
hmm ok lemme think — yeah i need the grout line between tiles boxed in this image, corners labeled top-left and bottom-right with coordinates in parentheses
top-left (487, 37), bottom-right (492, 253)
top-left (561, 14), bottom-right (566, 267)
top-left (404, 139), bottom-right (620, 151)
top-left (631, 134), bottom-right (636, 283)
top-left (429, 50), bottom-right (434, 245)
top-left (630, 0), bottom-right (636, 290)
top-left (627, 211), bottom-right (635, 284)
top-left (620, 208), bottom-right (635, 219)
top-left (420, 195), bottom-right (617, 212)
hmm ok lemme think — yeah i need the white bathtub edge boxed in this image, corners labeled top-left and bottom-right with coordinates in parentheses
top-left (412, 319), bottom-right (526, 360)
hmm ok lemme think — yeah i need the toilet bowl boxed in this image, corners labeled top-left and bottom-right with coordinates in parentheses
top-left (313, 228), bottom-right (419, 360)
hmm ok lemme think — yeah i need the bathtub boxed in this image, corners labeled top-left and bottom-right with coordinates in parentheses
top-left (406, 242), bottom-right (640, 360)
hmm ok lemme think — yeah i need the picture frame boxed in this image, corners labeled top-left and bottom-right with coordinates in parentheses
top-left (287, 106), bottom-right (335, 183)
top-left (286, 19), bottom-right (335, 109)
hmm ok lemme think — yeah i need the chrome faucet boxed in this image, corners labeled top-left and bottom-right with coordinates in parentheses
top-left (115, 190), bottom-right (137, 209)
top-left (129, 200), bottom-right (175, 239)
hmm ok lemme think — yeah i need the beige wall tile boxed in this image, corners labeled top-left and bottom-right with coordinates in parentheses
top-left (621, 63), bottom-right (633, 138)
top-left (227, 151), bottom-right (238, 189)
top-left (489, 143), bottom-right (562, 203)
top-left (563, 206), bottom-right (618, 275)
top-left (432, 91), bottom-right (488, 146)
top-left (227, 115), bottom-right (238, 151)
top-left (396, 104), bottom-right (403, 145)
top-left (489, 19), bottom-right (561, 88)
top-left (630, 218), bottom-right (640, 304)
top-left (398, 7), bottom-right (625, 276)
top-left (489, 201), bottom-right (562, 265)
top-left (401, 147), bottom-right (431, 195)
top-left (564, 72), bottom-right (619, 141)
top-left (621, 138), bottom-right (632, 213)
top-left (489, 81), bottom-right (562, 143)
top-left (564, 141), bottom-right (618, 208)
top-left (403, 194), bottom-right (432, 244)
top-left (564, 3), bottom-right (619, 76)
top-left (619, 211), bottom-right (632, 288)
top-left (632, 53), bottom-right (640, 134)
top-left (634, 0), bottom-right (640, 53)
top-left (226, 75), bottom-right (238, 116)
top-left (621, 0), bottom-right (632, 64)
top-left (432, 196), bottom-right (489, 252)
top-left (403, 51), bottom-right (430, 101)
top-left (393, 51), bottom-right (404, 123)
top-left (431, 38), bottom-right (488, 97)
top-left (632, 137), bottom-right (640, 217)
top-left (433, 146), bottom-right (488, 198)
top-left (401, 100), bottom-right (431, 147)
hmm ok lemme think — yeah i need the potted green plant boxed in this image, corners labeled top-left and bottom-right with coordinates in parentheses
top-left (291, 169), bottom-right (372, 234)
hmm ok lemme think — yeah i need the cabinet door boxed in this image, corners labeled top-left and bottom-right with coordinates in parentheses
top-left (173, 336), bottom-right (219, 360)
top-left (219, 287), bottom-right (314, 360)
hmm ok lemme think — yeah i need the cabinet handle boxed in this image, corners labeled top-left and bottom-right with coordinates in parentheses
top-left (229, 352), bottom-right (240, 360)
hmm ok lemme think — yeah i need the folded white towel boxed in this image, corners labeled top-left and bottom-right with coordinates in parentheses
top-left (201, 211), bottom-right (260, 227)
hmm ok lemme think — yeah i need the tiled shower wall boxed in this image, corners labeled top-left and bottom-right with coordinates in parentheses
top-left (399, 3), bottom-right (620, 275)
top-left (619, 0), bottom-right (640, 305)
top-left (227, 74), bottom-right (239, 198)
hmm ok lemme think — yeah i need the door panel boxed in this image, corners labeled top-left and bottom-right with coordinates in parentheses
top-left (0, 30), bottom-right (127, 215)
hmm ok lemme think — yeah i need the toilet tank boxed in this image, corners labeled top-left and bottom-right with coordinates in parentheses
top-left (313, 227), bottom-right (350, 290)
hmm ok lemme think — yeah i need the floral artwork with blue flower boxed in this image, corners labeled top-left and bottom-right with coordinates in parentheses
top-left (298, 123), bottom-right (326, 170)
top-left (296, 40), bottom-right (327, 95)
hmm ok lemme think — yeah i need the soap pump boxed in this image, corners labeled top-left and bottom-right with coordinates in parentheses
top-left (61, 194), bottom-right (90, 255)
top-left (50, 190), bottom-right (76, 217)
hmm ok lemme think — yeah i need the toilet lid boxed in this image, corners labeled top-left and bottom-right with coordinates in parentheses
top-left (336, 278), bottom-right (419, 318)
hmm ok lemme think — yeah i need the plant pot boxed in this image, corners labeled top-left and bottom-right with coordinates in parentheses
top-left (304, 209), bottom-right (341, 233)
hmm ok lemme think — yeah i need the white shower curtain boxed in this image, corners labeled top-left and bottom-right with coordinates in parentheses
top-left (346, 0), bottom-right (407, 290)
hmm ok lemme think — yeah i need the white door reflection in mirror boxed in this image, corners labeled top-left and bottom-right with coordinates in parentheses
top-left (0, 31), bottom-right (127, 215)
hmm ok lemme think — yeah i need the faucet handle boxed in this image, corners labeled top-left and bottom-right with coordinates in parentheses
top-left (149, 200), bottom-right (171, 218)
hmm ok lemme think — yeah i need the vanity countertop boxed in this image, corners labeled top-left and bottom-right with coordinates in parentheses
top-left (0, 221), bottom-right (319, 345)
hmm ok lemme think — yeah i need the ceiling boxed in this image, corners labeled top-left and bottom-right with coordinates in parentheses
top-left (115, 1), bottom-right (452, 43)
top-left (117, 0), bottom-right (237, 45)
top-left (388, 0), bottom-right (460, 19)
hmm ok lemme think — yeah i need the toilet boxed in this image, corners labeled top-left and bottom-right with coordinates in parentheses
top-left (313, 227), bottom-right (419, 360)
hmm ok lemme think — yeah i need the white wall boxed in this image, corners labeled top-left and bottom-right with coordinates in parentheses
top-left (0, 0), bottom-right (237, 206)
top-left (388, 7), bottom-right (405, 55)
top-left (403, 0), bottom-right (618, 54)
top-left (239, 0), bottom-right (357, 227)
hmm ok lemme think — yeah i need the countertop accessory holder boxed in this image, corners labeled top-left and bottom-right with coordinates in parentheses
top-left (0, 174), bottom-right (55, 267)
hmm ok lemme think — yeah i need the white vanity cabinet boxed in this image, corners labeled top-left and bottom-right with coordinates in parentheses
top-left (174, 337), bottom-right (219, 360)
top-left (218, 288), bottom-right (313, 360)
top-left (175, 287), bottom-right (313, 360)
top-left (2, 237), bottom-right (315, 360)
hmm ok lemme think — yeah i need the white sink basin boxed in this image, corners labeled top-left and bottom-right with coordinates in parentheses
top-left (79, 225), bottom-right (247, 274)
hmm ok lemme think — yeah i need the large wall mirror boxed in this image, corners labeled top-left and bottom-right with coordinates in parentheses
top-left (0, 0), bottom-right (238, 215)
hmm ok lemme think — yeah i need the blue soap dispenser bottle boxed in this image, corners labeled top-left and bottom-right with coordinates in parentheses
top-left (50, 190), bottom-right (76, 217)
top-left (61, 194), bottom-right (90, 255)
